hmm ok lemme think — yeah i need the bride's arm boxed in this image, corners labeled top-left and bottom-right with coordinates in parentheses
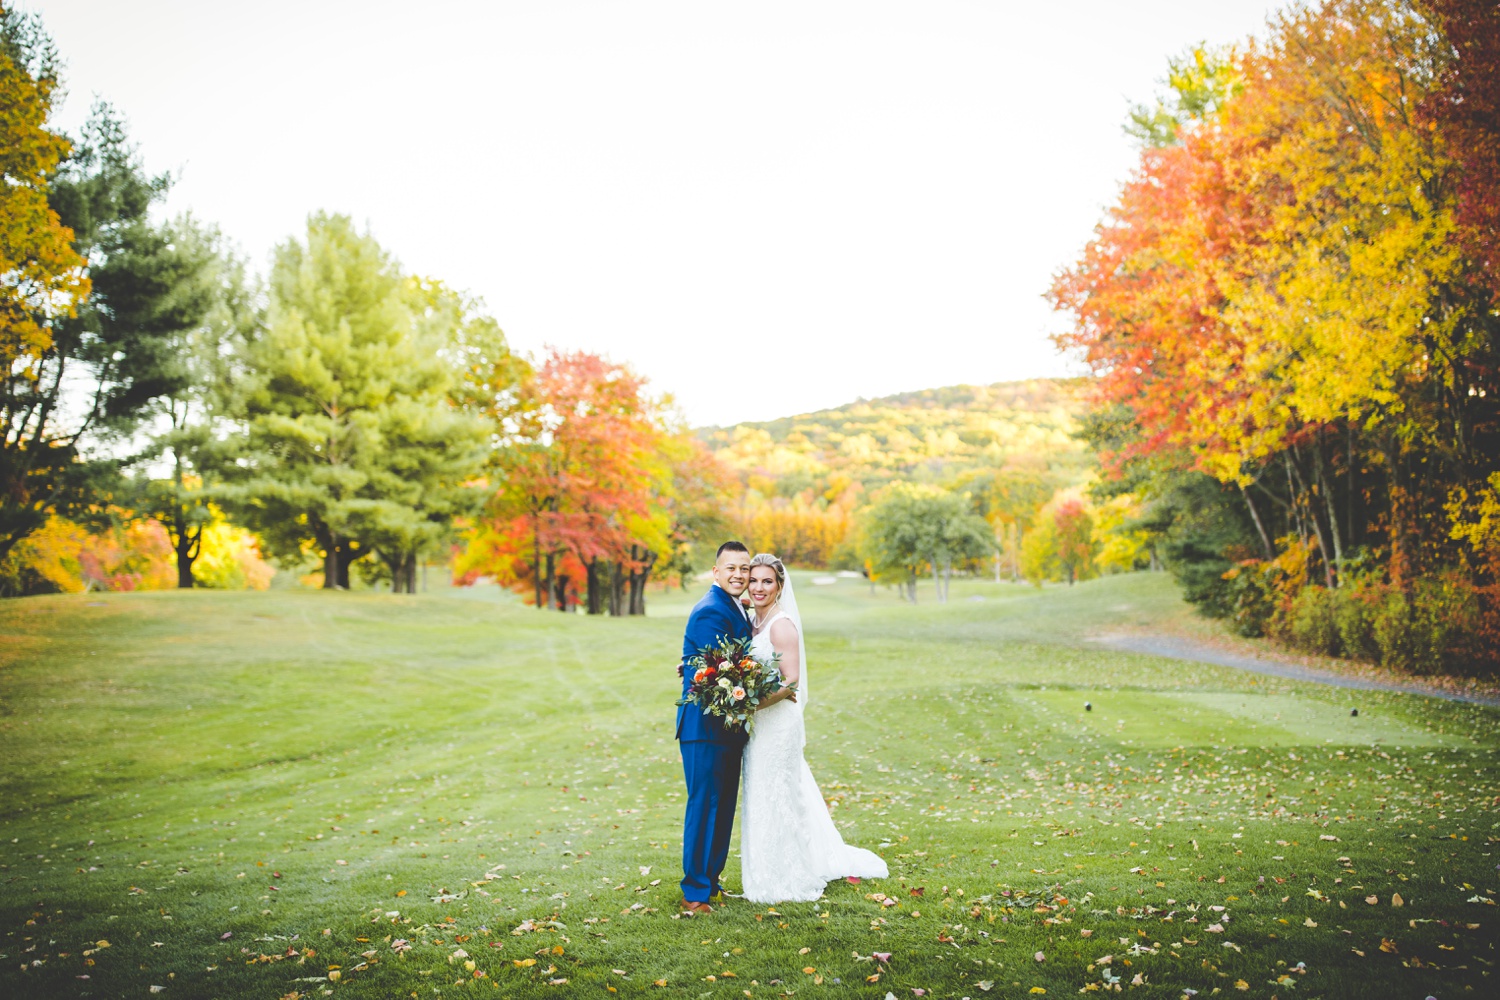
top-left (758, 618), bottom-right (800, 707)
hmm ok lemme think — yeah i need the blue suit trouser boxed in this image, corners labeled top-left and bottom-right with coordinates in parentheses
top-left (679, 740), bottom-right (741, 902)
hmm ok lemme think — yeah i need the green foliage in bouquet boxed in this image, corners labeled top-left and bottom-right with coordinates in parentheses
top-left (678, 635), bottom-right (784, 734)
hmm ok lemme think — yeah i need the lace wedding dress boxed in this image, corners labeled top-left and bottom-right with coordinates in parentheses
top-left (738, 578), bottom-right (888, 903)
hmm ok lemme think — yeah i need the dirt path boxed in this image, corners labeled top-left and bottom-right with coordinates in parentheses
top-left (1091, 633), bottom-right (1500, 708)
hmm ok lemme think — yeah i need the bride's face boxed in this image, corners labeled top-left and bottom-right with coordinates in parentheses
top-left (746, 566), bottom-right (780, 610)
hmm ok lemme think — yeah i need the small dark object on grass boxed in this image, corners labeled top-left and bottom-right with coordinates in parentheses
top-left (1084, 702), bottom-right (1092, 711)
top-left (1351, 708), bottom-right (1359, 717)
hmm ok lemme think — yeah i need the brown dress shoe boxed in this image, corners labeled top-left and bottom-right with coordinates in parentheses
top-left (679, 900), bottom-right (713, 914)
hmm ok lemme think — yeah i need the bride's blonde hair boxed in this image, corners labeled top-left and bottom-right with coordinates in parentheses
top-left (749, 553), bottom-right (786, 599)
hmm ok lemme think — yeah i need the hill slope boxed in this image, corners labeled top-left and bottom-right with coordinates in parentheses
top-left (700, 377), bottom-right (1093, 494)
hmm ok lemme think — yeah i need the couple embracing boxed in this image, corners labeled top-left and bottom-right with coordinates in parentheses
top-left (675, 541), bottom-right (887, 912)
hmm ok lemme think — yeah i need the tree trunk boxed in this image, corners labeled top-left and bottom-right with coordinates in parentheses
top-left (320, 526), bottom-right (341, 590)
top-left (541, 552), bottom-right (555, 610)
top-left (585, 559), bottom-right (605, 615)
top-left (1239, 482), bottom-right (1275, 561)
top-left (1289, 448), bottom-right (1335, 589)
top-left (1013, 523), bottom-right (1023, 582)
top-left (931, 553), bottom-right (943, 603)
top-left (1384, 438), bottom-right (1412, 586)
top-left (531, 522), bottom-right (544, 609)
top-left (336, 540), bottom-right (360, 590)
top-left (389, 551), bottom-right (417, 594)
top-left (175, 523), bottom-right (201, 589)
top-left (608, 561), bottom-right (625, 616)
top-left (627, 547), bottom-right (654, 615)
top-left (1313, 442), bottom-right (1344, 584)
top-left (554, 572), bottom-right (570, 611)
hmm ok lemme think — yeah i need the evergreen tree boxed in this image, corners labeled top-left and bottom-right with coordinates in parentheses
top-left (227, 214), bottom-right (496, 590)
top-left (130, 218), bottom-right (252, 587)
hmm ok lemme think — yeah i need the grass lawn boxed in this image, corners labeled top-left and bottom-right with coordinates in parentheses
top-left (1, 572), bottom-right (1495, 1000)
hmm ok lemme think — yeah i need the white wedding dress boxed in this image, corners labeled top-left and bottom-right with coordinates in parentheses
top-left (738, 578), bottom-right (888, 903)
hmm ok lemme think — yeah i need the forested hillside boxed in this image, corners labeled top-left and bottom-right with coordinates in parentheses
top-left (699, 379), bottom-right (1107, 572)
top-left (702, 378), bottom-right (1092, 491)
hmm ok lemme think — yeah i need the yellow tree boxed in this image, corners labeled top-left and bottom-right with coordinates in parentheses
top-left (1194, 0), bottom-right (1470, 582)
top-left (0, 8), bottom-right (90, 561)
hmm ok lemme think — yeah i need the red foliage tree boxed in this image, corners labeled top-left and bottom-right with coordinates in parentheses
top-left (1421, 0), bottom-right (1500, 297)
top-left (459, 349), bottom-right (728, 614)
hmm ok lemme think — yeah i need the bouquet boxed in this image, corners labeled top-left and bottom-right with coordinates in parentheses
top-left (677, 636), bottom-right (784, 734)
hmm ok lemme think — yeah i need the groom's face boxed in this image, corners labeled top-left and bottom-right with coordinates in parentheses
top-left (713, 549), bottom-right (752, 596)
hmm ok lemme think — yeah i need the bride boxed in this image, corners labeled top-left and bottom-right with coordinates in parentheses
top-left (738, 553), bottom-right (888, 902)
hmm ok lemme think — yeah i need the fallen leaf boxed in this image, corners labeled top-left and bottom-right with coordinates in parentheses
top-left (514, 958), bottom-right (537, 968)
top-left (1365, 896), bottom-right (1379, 905)
top-left (1379, 938), bottom-right (1398, 954)
top-left (1391, 893), bottom-right (1404, 908)
top-left (1233, 981), bottom-right (1249, 991)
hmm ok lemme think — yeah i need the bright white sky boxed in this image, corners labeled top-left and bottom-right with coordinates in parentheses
top-left (33, 0), bottom-right (1275, 426)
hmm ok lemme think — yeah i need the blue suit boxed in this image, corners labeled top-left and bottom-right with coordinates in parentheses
top-left (677, 584), bottom-right (751, 902)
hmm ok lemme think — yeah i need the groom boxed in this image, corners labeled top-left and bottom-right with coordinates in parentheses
top-left (675, 540), bottom-right (754, 913)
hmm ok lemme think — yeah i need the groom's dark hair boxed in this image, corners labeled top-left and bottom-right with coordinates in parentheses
top-left (716, 540), bottom-right (750, 559)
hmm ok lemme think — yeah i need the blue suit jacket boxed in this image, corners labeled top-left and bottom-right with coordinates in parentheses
top-left (676, 585), bottom-right (753, 744)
